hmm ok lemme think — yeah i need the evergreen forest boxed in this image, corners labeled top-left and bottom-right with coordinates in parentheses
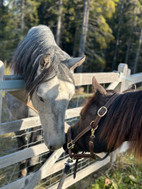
top-left (0, 0), bottom-right (142, 73)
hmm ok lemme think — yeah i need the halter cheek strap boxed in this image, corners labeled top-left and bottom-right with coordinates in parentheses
top-left (67, 93), bottom-right (119, 160)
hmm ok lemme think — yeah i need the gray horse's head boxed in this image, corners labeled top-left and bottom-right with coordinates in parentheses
top-left (12, 25), bottom-right (85, 150)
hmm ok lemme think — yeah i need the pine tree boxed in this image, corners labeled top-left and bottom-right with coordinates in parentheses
top-left (84, 0), bottom-right (118, 72)
top-left (0, 1), bottom-right (9, 61)
top-left (106, 0), bottom-right (142, 72)
top-left (0, 0), bottom-right (40, 63)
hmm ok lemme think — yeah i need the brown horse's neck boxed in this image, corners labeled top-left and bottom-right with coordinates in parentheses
top-left (99, 90), bottom-right (142, 159)
top-left (67, 90), bottom-right (142, 159)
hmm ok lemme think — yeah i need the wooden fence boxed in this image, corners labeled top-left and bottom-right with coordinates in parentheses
top-left (0, 60), bottom-right (142, 189)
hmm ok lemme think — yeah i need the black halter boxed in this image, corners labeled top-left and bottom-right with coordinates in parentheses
top-left (67, 93), bottom-right (119, 160)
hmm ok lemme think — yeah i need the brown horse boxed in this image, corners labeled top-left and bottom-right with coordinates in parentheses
top-left (64, 77), bottom-right (142, 159)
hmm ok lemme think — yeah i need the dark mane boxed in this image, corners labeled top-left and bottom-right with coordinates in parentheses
top-left (11, 25), bottom-right (73, 99)
top-left (81, 94), bottom-right (97, 114)
top-left (99, 90), bottom-right (142, 158)
top-left (81, 91), bottom-right (110, 116)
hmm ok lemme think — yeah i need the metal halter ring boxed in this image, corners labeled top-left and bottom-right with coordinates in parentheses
top-left (90, 120), bottom-right (95, 127)
top-left (67, 140), bottom-right (75, 149)
top-left (97, 106), bottom-right (108, 117)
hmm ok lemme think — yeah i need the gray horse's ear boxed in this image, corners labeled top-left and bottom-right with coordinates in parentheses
top-left (64, 55), bottom-right (86, 70)
top-left (92, 76), bottom-right (107, 95)
top-left (40, 54), bottom-right (51, 70)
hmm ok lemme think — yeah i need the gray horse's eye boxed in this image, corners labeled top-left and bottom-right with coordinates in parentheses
top-left (38, 96), bottom-right (44, 102)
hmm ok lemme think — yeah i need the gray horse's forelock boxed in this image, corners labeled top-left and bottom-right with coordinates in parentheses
top-left (12, 25), bottom-right (56, 74)
top-left (11, 25), bottom-right (73, 99)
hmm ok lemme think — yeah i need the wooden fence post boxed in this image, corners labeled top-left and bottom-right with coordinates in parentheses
top-left (0, 61), bottom-right (4, 123)
top-left (118, 63), bottom-right (131, 92)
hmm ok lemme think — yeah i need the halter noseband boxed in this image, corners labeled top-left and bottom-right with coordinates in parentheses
top-left (67, 93), bottom-right (119, 160)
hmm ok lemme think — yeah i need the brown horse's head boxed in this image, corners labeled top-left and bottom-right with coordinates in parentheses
top-left (64, 77), bottom-right (116, 154)
top-left (64, 77), bottom-right (141, 158)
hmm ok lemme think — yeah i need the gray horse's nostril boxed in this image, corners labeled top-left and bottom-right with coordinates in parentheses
top-left (49, 145), bottom-right (54, 151)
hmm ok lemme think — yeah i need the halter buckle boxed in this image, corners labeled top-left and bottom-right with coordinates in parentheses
top-left (97, 106), bottom-right (107, 117)
top-left (91, 129), bottom-right (95, 138)
top-left (67, 140), bottom-right (75, 149)
top-left (91, 125), bottom-right (98, 137)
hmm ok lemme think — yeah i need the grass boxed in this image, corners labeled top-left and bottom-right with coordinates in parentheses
top-left (68, 154), bottom-right (142, 189)
top-left (91, 154), bottom-right (142, 189)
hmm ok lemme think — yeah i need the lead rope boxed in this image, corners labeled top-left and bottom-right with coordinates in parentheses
top-left (57, 153), bottom-right (110, 188)
top-left (73, 159), bottom-right (78, 179)
top-left (57, 158), bottom-right (73, 189)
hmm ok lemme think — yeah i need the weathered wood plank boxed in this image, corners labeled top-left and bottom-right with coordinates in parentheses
top-left (0, 116), bottom-right (41, 135)
top-left (0, 143), bottom-right (48, 169)
top-left (0, 80), bottom-right (24, 91)
top-left (107, 82), bottom-right (120, 90)
top-left (2, 70), bottom-right (142, 93)
top-left (73, 72), bottom-right (120, 86)
top-left (130, 73), bottom-right (142, 85)
top-left (4, 75), bottom-right (23, 80)
top-left (4, 72), bottom-right (120, 85)
top-left (0, 73), bottom-right (120, 92)
top-left (0, 107), bottom-right (82, 135)
top-left (118, 64), bottom-right (130, 92)
top-left (65, 107), bottom-right (81, 119)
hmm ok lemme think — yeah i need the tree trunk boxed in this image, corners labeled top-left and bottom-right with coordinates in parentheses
top-left (125, 13), bottom-right (135, 64)
top-left (133, 28), bottom-right (142, 73)
top-left (112, 0), bottom-right (124, 71)
top-left (72, 26), bottom-right (78, 57)
top-left (77, 0), bottom-right (90, 73)
top-left (56, 0), bottom-right (62, 46)
top-left (125, 25), bottom-right (134, 64)
top-left (21, 0), bottom-right (25, 32)
top-left (0, 0), bottom-right (4, 7)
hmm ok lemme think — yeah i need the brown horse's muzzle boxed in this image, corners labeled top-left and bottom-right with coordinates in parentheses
top-left (63, 123), bottom-right (84, 157)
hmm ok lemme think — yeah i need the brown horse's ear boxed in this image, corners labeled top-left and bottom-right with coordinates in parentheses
top-left (92, 76), bottom-right (107, 95)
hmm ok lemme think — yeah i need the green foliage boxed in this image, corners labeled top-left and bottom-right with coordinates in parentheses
top-left (0, 0), bottom-right (40, 62)
top-left (91, 155), bottom-right (142, 189)
top-left (84, 0), bottom-right (118, 72)
top-left (105, 0), bottom-right (142, 72)
top-left (1, 0), bottom-right (142, 73)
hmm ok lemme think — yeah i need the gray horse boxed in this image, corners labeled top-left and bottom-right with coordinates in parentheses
top-left (5, 25), bottom-right (85, 176)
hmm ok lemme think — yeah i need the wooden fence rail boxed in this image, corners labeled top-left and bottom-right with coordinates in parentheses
top-left (0, 61), bottom-right (142, 189)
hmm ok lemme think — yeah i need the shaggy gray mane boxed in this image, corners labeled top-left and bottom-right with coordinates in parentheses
top-left (11, 25), bottom-right (73, 98)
